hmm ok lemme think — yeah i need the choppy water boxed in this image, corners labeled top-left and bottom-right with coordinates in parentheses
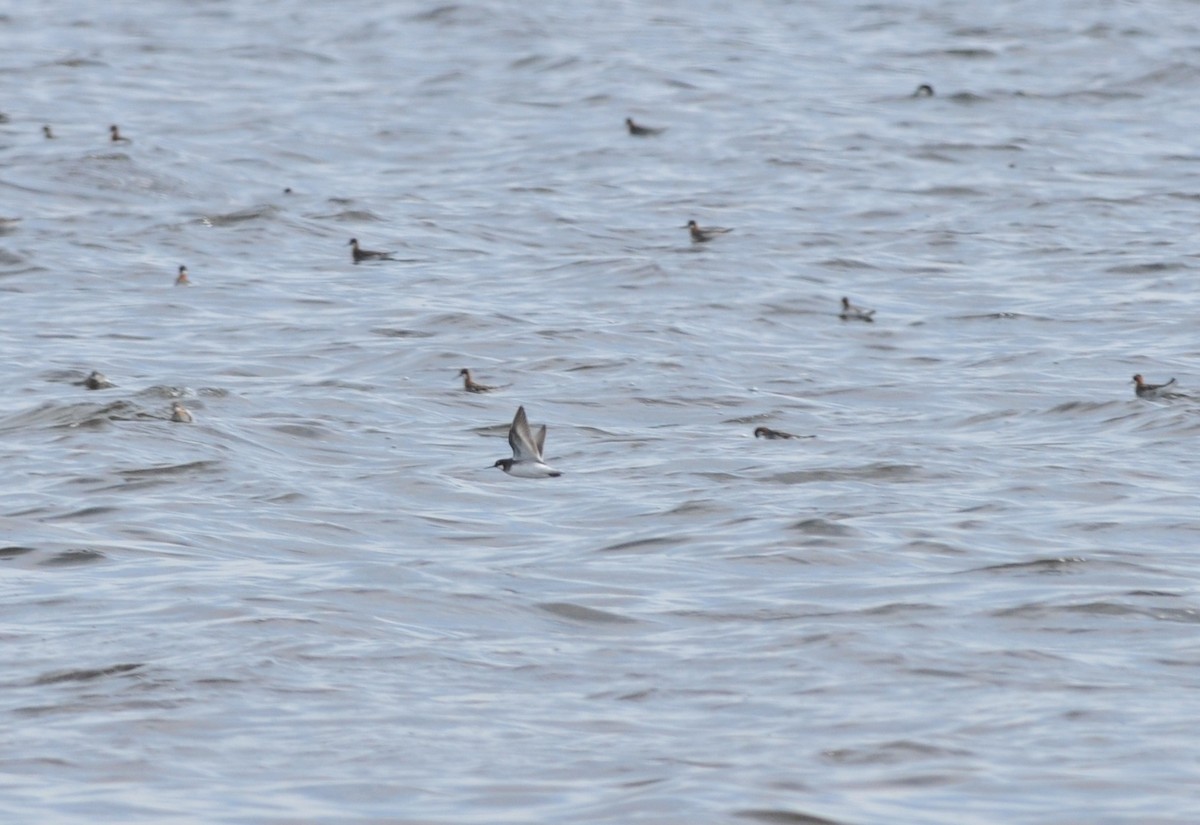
top-left (3, 0), bottom-right (1200, 822)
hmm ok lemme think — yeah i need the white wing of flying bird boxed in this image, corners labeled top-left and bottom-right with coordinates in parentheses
top-left (509, 405), bottom-right (541, 462)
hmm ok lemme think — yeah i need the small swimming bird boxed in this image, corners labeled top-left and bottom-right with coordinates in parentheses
top-left (83, 371), bottom-right (113, 390)
top-left (42, 125), bottom-right (54, 139)
top-left (175, 265), bottom-right (191, 286)
top-left (109, 124), bottom-right (131, 143)
top-left (685, 219), bottom-right (732, 243)
top-left (459, 368), bottom-right (495, 393)
top-left (754, 426), bottom-right (814, 440)
top-left (626, 117), bottom-right (665, 136)
top-left (170, 401), bottom-right (193, 423)
top-left (348, 237), bottom-right (395, 263)
top-left (1132, 374), bottom-right (1177, 399)
top-left (913, 84), bottom-right (935, 98)
top-left (839, 296), bottom-right (875, 322)
top-left (494, 406), bottom-right (561, 478)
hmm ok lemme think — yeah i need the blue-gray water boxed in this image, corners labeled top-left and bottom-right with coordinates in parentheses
top-left (3, 1), bottom-right (1199, 822)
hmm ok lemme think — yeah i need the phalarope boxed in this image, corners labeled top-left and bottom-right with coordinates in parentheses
top-left (175, 265), bottom-right (191, 286)
top-left (459, 368), bottom-right (496, 393)
top-left (685, 220), bottom-right (732, 243)
top-left (626, 117), bottom-right (665, 136)
top-left (494, 406), bottom-right (561, 478)
top-left (109, 124), bottom-right (131, 143)
top-left (839, 296), bottom-right (875, 322)
top-left (754, 426), bottom-right (814, 440)
top-left (82, 371), bottom-right (114, 390)
top-left (1132, 374), bottom-right (1177, 399)
top-left (170, 401), bottom-right (193, 423)
top-left (348, 238), bottom-right (396, 263)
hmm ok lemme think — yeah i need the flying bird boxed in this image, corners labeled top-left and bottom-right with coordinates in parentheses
top-left (493, 406), bottom-right (561, 478)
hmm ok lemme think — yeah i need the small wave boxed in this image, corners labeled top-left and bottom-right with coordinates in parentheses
top-left (735, 808), bottom-right (846, 825)
top-left (37, 548), bottom-right (106, 566)
top-left (33, 663), bottom-right (142, 686)
top-left (536, 602), bottom-right (636, 624)
top-left (199, 205), bottom-right (280, 227)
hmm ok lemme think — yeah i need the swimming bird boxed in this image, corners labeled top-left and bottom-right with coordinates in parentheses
top-left (175, 265), bottom-right (191, 286)
top-left (348, 237), bottom-right (395, 263)
top-left (459, 368), bottom-right (495, 393)
top-left (109, 124), bottom-right (131, 143)
top-left (42, 125), bottom-right (54, 139)
top-left (494, 406), bottom-right (561, 478)
top-left (913, 84), bottom-right (935, 97)
top-left (82, 371), bottom-right (114, 390)
top-left (685, 219), bottom-right (732, 243)
top-left (626, 117), bottom-right (665, 136)
top-left (1132, 374), bottom-right (1177, 399)
top-left (170, 401), bottom-right (193, 423)
top-left (839, 296), bottom-right (875, 322)
top-left (754, 426), bottom-right (814, 440)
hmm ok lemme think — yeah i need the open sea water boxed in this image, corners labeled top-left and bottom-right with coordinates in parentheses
top-left (2, 0), bottom-right (1200, 822)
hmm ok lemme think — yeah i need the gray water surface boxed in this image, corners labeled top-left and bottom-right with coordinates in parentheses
top-left (3, 1), bottom-right (1200, 822)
